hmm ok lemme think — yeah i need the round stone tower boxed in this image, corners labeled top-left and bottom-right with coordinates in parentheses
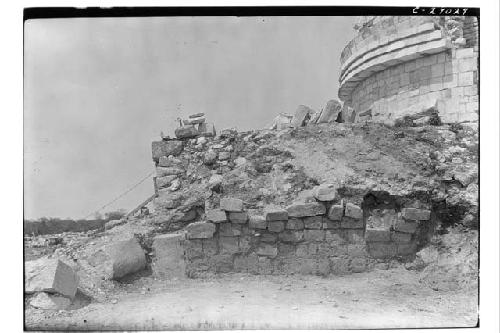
top-left (338, 16), bottom-right (478, 124)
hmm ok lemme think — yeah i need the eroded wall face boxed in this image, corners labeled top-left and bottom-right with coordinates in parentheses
top-left (338, 16), bottom-right (479, 124)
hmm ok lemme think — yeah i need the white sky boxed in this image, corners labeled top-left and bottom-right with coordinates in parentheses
top-left (24, 16), bottom-right (356, 219)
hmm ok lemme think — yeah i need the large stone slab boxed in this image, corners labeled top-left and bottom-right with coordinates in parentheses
top-left (105, 238), bottom-right (147, 279)
top-left (25, 258), bottom-right (79, 299)
top-left (317, 99), bottom-right (342, 123)
top-left (220, 197), bottom-right (244, 212)
top-left (152, 233), bottom-right (186, 279)
top-left (29, 292), bottom-right (71, 310)
top-left (175, 126), bottom-right (198, 139)
top-left (248, 215), bottom-right (267, 229)
top-left (286, 202), bottom-right (326, 217)
top-left (186, 222), bottom-right (216, 239)
top-left (344, 203), bottom-right (363, 219)
top-left (290, 105), bottom-right (314, 127)
top-left (151, 140), bottom-right (184, 162)
top-left (313, 184), bottom-right (337, 201)
top-left (205, 209), bottom-right (227, 223)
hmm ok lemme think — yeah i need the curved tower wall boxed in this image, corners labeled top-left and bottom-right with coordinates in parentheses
top-left (338, 16), bottom-right (478, 124)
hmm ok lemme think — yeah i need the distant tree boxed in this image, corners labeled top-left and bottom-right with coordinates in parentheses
top-left (104, 209), bottom-right (127, 221)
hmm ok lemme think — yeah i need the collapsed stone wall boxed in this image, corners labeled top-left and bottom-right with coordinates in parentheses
top-left (338, 16), bottom-right (479, 124)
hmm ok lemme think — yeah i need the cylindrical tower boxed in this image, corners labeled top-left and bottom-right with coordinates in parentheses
top-left (338, 16), bottom-right (479, 124)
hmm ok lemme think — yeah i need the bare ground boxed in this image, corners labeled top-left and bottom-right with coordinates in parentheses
top-left (25, 268), bottom-right (478, 331)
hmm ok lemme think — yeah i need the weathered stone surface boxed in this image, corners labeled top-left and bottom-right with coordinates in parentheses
top-left (175, 126), bottom-right (198, 139)
top-left (248, 215), bottom-right (267, 229)
top-left (340, 217), bottom-right (364, 229)
top-left (152, 233), bottom-right (186, 279)
top-left (152, 140), bottom-right (184, 161)
top-left (330, 257), bottom-right (350, 275)
top-left (219, 223), bottom-right (242, 236)
top-left (290, 105), bottom-right (314, 127)
top-left (264, 206), bottom-right (288, 221)
top-left (203, 150), bottom-right (217, 165)
top-left (391, 232), bottom-right (413, 243)
top-left (158, 156), bottom-right (183, 167)
top-left (286, 218), bottom-right (305, 230)
top-left (268, 221), bottom-right (286, 233)
top-left (325, 230), bottom-right (347, 244)
top-left (156, 175), bottom-right (177, 188)
top-left (198, 122), bottom-right (216, 137)
top-left (328, 204), bottom-right (344, 221)
top-left (345, 203), bottom-right (363, 219)
top-left (286, 202), bottom-right (326, 217)
top-left (304, 229), bottom-right (325, 242)
top-left (401, 208), bottom-right (431, 221)
top-left (317, 99), bottom-right (342, 123)
top-left (365, 228), bottom-right (391, 242)
top-left (29, 292), bottom-right (71, 310)
top-left (228, 212), bottom-right (248, 224)
top-left (25, 258), bottom-right (79, 299)
top-left (184, 240), bottom-right (204, 259)
top-left (183, 116), bottom-right (206, 125)
top-left (218, 151), bottom-right (231, 161)
top-left (393, 220), bottom-right (418, 234)
top-left (303, 216), bottom-right (322, 229)
top-left (278, 243), bottom-right (296, 257)
top-left (322, 217), bottom-right (341, 229)
top-left (156, 166), bottom-right (184, 177)
top-left (205, 209), bottom-right (227, 223)
top-left (367, 242), bottom-right (397, 259)
top-left (256, 244), bottom-right (278, 258)
top-left (202, 238), bottom-right (218, 256)
top-left (186, 222), bottom-right (216, 239)
top-left (278, 230), bottom-right (304, 243)
top-left (313, 183), bottom-right (337, 201)
top-left (347, 244), bottom-right (368, 257)
top-left (350, 257), bottom-right (367, 273)
top-left (260, 232), bottom-right (278, 243)
top-left (397, 241), bottom-right (418, 256)
top-left (219, 236), bottom-right (240, 254)
top-left (105, 238), bottom-right (147, 279)
top-left (343, 229), bottom-right (365, 243)
top-left (220, 198), bottom-right (244, 212)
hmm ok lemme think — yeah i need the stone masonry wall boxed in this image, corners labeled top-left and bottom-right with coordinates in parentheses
top-left (153, 191), bottom-right (432, 278)
top-left (338, 16), bottom-right (479, 124)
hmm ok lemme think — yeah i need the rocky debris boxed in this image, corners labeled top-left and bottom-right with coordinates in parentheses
top-left (317, 99), bottom-right (342, 124)
top-left (102, 237), bottom-right (147, 279)
top-left (29, 292), bottom-right (72, 310)
top-left (291, 105), bottom-right (314, 127)
top-left (313, 184), bottom-right (337, 201)
top-left (186, 222), bottom-right (216, 239)
top-left (220, 197), bottom-right (244, 212)
top-left (25, 258), bottom-right (79, 298)
top-left (286, 202), bottom-right (326, 217)
top-left (269, 113), bottom-right (293, 130)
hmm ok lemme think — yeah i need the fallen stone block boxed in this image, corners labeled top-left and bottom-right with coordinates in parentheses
top-left (313, 184), bottom-right (337, 201)
top-left (256, 244), bottom-right (278, 258)
top-left (220, 197), bottom-right (244, 212)
top-left (29, 292), bottom-right (72, 310)
top-left (105, 238), bottom-right (147, 279)
top-left (151, 140), bottom-right (184, 162)
top-left (248, 215), bottom-right (267, 229)
top-left (401, 208), bottom-right (431, 221)
top-left (25, 258), bottom-right (79, 299)
top-left (228, 212), bottom-right (248, 224)
top-left (152, 233), bottom-right (186, 279)
top-left (286, 202), bottom-right (326, 217)
top-left (340, 217), bottom-right (364, 229)
top-left (175, 126), bottom-right (198, 139)
top-left (286, 218), bottom-right (305, 230)
top-left (365, 228), bottom-right (391, 242)
top-left (303, 216), bottom-right (322, 229)
top-left (317, 99), bottom-right (342, 123)
top-left (186, 222), bottom-right (216, 239)
top-left (268, 221), bottom-right (286, 233)
top-left (344, 203), bottom-right (363, 219)
top-left (278, 230), bottom-right (304, 243)
top-left (205, 209), bottom-right (227, 223)
top-left (264, 206), bottom-right (288, 221)
top-left (290, 105), bottom-right (314, 127)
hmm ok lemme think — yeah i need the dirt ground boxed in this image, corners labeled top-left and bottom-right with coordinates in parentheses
top-left (25, 268), bottom-right (478, 331)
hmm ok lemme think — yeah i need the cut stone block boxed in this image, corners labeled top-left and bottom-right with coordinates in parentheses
top-left (219, 223), bottom-right (242, 237)
top-left (25, 258), bottom-right (79, 299)
top-left (264, 206), bottom-right (288, 221)
top-left (328, 204), bottom-right (344, 221)
top-left (268, 221), bottom-right (286, 233)
top-left (152, 233), bottom-right (186, 279)
top-left (345, 203), bottom-right (363, 219)
top-left (260, 232), bottom-right (278, 243)
top-left (278, 230), bottom-right (304, 243)
top-left (220, 198), bottom-right (244, 212)
top-left (322, 217), bottom-right (341, 229)
top-left (317, 99), bottom-right (342, 123)
top-left (228, 212), bottom-right (248, 224)
top-left (313, 183), bottom-right (337, 201)
top-left (286, 218), bottom-right (305, 230)
top-left (205, 209), bottom-right (227, 223)
top-left (151, 140), bottom-right (184, 162)
top-left (303, 216), bottom-right (322, 229)
top-left (304, 229), bottom-right (325, 242)
top-left (256, 244), bottom-right (278, 258)
top-left (189, 112), bottom-right (205, 118)
top-left (365, 228), bottom-right (391, 242)
top-left (175, 126), bottom-right (198, 139)
top-left (290, 105), bottom-right (314, 127)
top-left (401, 208), bottom-right (431, 221)
top-left (185, 222), bottom-right (216, 239)
top-left (340, 217), bottom-right (364, 229)
top-left (105, 238), bottom-right (147, 279)
top-left (29, 292), bottom-right (71, 310)
top-left (286, 202), bottom-right (326, 217)
top-left (248, 215), bottom-right (267, 229)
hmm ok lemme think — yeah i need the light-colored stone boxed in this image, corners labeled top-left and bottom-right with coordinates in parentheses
top-left (328, 203), bottom-right (344, 221)
top-left (248, 215), bottom-right (267, 229)
top-left (290, 105), bottom-right (314, 127)
top-left (286, 202), bottom-right (326, 217)
top-left (264, 206), bottom-right (288, 221)
top-left (317, 99), bottom-right (342, 123)
top-left (29, 292), bottom-right (72, 310)
top-left (313, 184), bottom-right (337, 201)
top-left (25, 258), bottom-right (79, 299)
top-left (205, 209), bottom-right (227, 223)
top-left (105, 238), bottom-right (147, 279)
top-left (186, 222), bottom-right (216, 239)
top-left (220, 197), bottom-right (244, 212)
top-left (175, 126), bottom-right (198, 139)
top-left (152, 233), bottom-right (186, 279)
